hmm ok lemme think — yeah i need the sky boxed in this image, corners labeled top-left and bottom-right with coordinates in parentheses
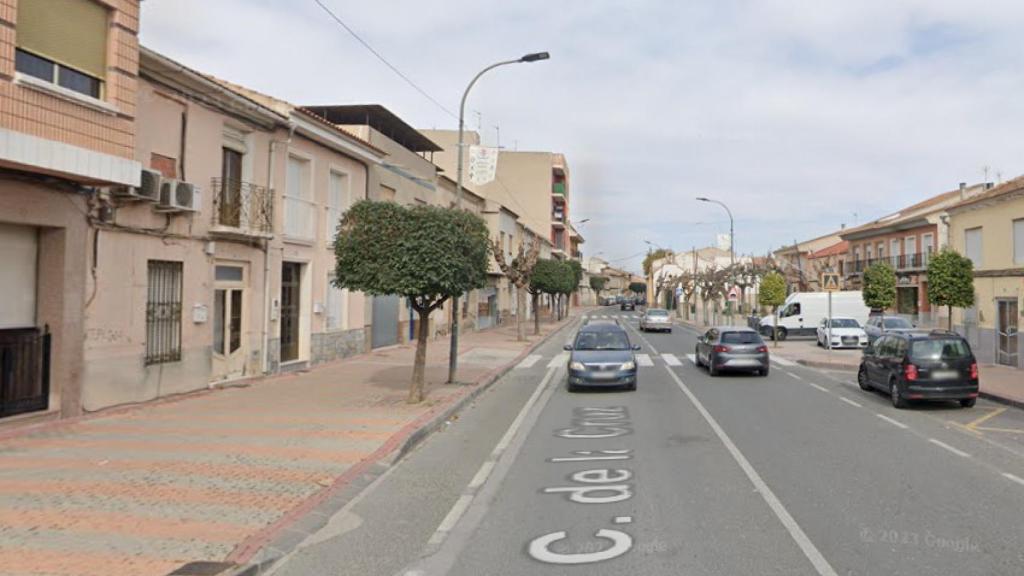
top-left (140, 0), bottom-right (1024, 274)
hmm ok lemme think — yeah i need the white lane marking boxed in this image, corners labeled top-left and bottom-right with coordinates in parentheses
top-left (839, 397), bottom-right (863, 408)
top-left (928, 438), bottom-right (971, 458)
top-left (686, 354), bottom-right (697, 365)
top-left (547, 352), bottom-right (569, 368)
top-left (772, 356), bottom-right (798, 367)
top-left (427, 366), bottom-right (560, 546)
top-left (664, 366), bottom-right (839, 576)
top-left (662, 353), bottom-right (683, 366)
top-left (636, 354), bottom-right (654, 367)
top-left (787, 372), bottom-right (804, 381)
top-left (808, 382), bottom-right (829, 393)
top-left (1002, 473), bottom-right (1024, 487)
top-left (516, 354), bottom-right (542, 369)
top-left (876, 414), bottom-right (909, 429)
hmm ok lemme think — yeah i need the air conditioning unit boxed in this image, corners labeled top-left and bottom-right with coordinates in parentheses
top-left (112, 169), bottom-right (162, 202)
top-left (157, 180), bottom-right (200, 213)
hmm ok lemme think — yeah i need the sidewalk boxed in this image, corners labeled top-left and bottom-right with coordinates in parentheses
top-left (0, 311), bottom-right (585, 576)
top-left (675, 317), bottom-right (1024, 407)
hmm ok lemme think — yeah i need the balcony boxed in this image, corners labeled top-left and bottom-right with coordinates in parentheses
top-left (552, 182), bottom-right (566, 197)
top-left (850, 252), bottom-right (931, 275)
top-left (210, 178), bottom-right (274, 238)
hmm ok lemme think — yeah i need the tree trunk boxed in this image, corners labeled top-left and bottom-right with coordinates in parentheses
top-left (409, 307), bottom-right (431, 403)
top-left (773, 306), bottom-right (779, 348)
top-left (948, 305), bottom-right (953, 331)
top-left (516, 285), bottom-right (527, 341)
top-left (533, 293), bottom-right (541, 335)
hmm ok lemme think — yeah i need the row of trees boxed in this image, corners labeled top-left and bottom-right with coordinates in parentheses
top-left (334, 200), bottom-right (590, 403)
top-left (861, 249), bottom-right (975, 330)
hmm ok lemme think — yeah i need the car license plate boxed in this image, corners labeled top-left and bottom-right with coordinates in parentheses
top-left (932, 370), bottom-right (959, 380)
top-left (590, 372), bottom-right (616, 380)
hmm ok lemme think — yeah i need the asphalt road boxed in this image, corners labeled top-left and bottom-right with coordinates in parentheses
top-left (271, 307), bottom-right (1024, 576)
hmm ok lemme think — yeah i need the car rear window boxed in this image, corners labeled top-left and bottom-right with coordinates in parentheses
top-left (721, 331), bottom-right (762, 344)
top-left (647, 309), bottom-right (669, 316)
top-left (831, 318), bottom-right (860, 328)
top-left (575, 330), bottom-right (631, 350)
top-left (884, 318), bottom-right (912, 329)
top-left (911, 339), bottom-right (971, 360)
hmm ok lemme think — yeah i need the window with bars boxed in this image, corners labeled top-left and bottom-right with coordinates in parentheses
top-left (146, 261), bottom-right (183, 365)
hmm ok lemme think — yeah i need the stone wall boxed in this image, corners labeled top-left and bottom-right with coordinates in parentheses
top-left (312, 328), bottom-right (366, 365)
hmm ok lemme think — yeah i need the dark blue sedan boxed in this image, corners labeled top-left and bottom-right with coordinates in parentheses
top-left (565, 323), bottom-right (640, 392)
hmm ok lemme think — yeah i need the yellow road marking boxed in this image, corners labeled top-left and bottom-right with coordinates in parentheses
top-left (947, 421), bottom-right (985, 437)
top-left (965, 407), bottom-right (1007, 430)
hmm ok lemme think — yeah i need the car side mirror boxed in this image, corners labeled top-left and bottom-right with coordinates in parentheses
top-left (632, 344), bottom-right (642, 351)
top-left (563, 344), bottom-right (573, 351)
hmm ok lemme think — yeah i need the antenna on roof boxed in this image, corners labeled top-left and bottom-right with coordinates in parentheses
top-left (983, 165), bottom-right (990, 183)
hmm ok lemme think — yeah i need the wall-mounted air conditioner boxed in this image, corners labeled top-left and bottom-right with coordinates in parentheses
top-left (156, 180), bottom-right (200, 213)
top-left (112, 169), bottom-right (162, 202)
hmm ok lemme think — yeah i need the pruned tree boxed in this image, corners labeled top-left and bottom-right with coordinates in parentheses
top-left (927, 249), bottom-right (975, 330)
top-left (642, 248), bottom-right (671, 277)
top-left (530, 259), bottom-right (563, 334)
top-left (334, 200), bottom-right (489, 403)
top-left (759, 272), bottom-right (787, 346)
top-left (589, 275), bottom-right (608, 302)
top-left (492, 235), bottom-right (540, 341)
top-left (863, 261), bottom-right (897, 329)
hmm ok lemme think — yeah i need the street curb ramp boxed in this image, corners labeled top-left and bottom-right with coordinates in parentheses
top-left (217, 313), bottom-right (584, 576)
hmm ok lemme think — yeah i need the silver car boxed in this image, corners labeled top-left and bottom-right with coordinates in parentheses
top-left (639, 308), bottom-right (672, 333)
top-left (695, 326), bottom-right (770, 377)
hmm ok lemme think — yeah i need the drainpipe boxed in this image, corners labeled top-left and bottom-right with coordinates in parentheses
top-left (261, 122), bottom-right (297, 374)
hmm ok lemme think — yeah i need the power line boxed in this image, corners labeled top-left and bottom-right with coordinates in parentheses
top-left (312, 0), bottom-right (458, 119)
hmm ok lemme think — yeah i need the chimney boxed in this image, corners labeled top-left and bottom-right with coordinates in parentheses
top-left (959, 182), bottom-right (967, 200)
top-left (840, 223), bottom-right (846, 230)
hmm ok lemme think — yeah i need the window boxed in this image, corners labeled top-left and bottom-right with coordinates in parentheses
top-left (721, 331), bottom-right (762, 344)
top-left (866, 244), bottom-right (873, 260)
top-left (890, 239), bottom-right (901, 266)
top-left (284, 155), bottom-right (314, 239)
top-left (1014, 219), bottom-right (1024, 265)
top-left (325, 272), bottom-right (348, 331)
top-left (877, 242), bottom-right (885, 259)
top-left (15, 0), bottom-right (109, 99)
top-left (145, 261), bottom-right (182, 365)
top-left (904, 236), bottom-right (916, 256)
top-left (964, 227), bottom-right (983, 268)
top-left (911, 339), bottom-right (971, 360)
top-left (326, 171), bottom-right (350, 242)
top-left (922, 233), bottom-right (934, 255)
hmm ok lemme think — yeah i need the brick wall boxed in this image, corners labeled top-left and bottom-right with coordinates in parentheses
top-left (0, 0), bottom-right (137, 159)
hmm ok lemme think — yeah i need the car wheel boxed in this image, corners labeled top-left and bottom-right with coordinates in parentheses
top-left (567, 381), bottom-right (578, 393)
top-left (626, 381), bottom-right (637, 391)
top-left (694, 347), bottom-right (703, 367)
top-left (708, 358), bottom-right (719, 377)
top-left (777, 327), bottom-right (788, 341)
top-left (666, 328), bottom-right (672, 333)
top-left (890, 378), bottom-right (907, 409)
top-left (857, 366), bottom-right (872, 391)
top-left (960, 398), bottom-right (977, 408)
top-left (816, 335), bottom-right (822, 347)
top-left (759, 366), bottom-right (770, 377)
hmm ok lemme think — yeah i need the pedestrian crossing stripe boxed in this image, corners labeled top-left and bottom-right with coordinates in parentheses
top-left (772, 356), bottom-right (797, 367)
top-left (662, 353), bottom-right (682, 366)
top-left (516, 354), bottom-right (542, 369)
top-left (547, 352), bottom-right (569, 368)
top-left (636, 354), bottom-right (654, 367)
top-left (686, 354), bottom-right (697, 365)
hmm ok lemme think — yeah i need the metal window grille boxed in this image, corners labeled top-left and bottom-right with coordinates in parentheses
top-left (146, 261), bottom-right (183, 365)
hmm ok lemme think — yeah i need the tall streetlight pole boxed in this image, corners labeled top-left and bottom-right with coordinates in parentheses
top-left (696, 197), bottom-right (734, 266)
top-left (449, 51), bottom-right (550, 384)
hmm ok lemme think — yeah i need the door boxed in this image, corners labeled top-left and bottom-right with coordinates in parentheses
top-left (997, 300), bottom-right (1019, 367)
top-left (866, 336), bottom-right (891, 385)
top-left (280, 262), bottom-right (301, 362)
top-left (220, 147), bottom-right (243, 227)
top-left (371, 295), bottom-right (400, 348)
top-left (212, 264), bottom-right (247, 381)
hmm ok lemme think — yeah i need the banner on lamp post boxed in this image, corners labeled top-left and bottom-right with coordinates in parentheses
top-left (468, 146), bottom-right (499, 186)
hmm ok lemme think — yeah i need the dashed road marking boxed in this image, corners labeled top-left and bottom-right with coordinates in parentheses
top-left (785, 372), bottom-right (804, 381)
top-left (636, 354), bottom-right (654, 367)
top-left (808, 382), bottom-right (829, 393)
top-left (516, 354), bottom-right (542, 369)
top-left (928, 438), bottom-right (971, 458)
top-left (662, 353), bottom-right (682, 366)
top-left (547, 352), bottom-right (569, 368)
top-left (1002, 473), bottom-right (1024, 487)
top-left (839, 397), bottom-right (863, 408)
top-left (876, 414), bottom-right (909, 429)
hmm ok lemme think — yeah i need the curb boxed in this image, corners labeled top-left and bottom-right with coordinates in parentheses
top-left (222, 313), bottom-right (584, 572)
top-left (979, 391), bottom-right (1024, 411)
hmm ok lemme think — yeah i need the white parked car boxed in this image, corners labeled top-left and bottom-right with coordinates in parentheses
top-left (816, 317), bottom-right (868, 349)
top-left (639, 308), bottom-right (672, 333)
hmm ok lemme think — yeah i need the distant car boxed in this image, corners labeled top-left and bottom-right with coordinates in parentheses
top-left (639, 308), bottom-right (672, 332)
top-left (615, 295), bottom-right (625, 304)
top-left (620, 299), bottom-right (636, 311)
top-left (864, 315), bottom-right (915, 343)
top-left (565, 323), bottom-right (641, 392)
top-left (858, 330), bottom-right (978, 409)
top-left (816, 317), bottom-right (868, 349)
top-left (695, 326), bottom-right (770, 377)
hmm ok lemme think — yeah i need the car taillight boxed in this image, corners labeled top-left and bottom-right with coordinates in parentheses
top-left (714, 345), bottom-right (731, 353)
top-left (970, 362), bottom-right (978, 379)
top-left (756, 345), bottom-right (768, 353)
top-left (904, 364), bottom-right (918, 382)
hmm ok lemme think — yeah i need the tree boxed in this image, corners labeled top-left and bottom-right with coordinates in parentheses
top-left (565, 260), bottom-right (584, 315)
top-left (927, 249), bottom-right (975, 330)
top-left (589, 275), bottom-right (608, 302)
top-left (642, 248), bottom-right (671, 277)
top-left (530, 259), bottom-right (563, 334)
top-left (759, 272), bottom-right (787, 346)
top-left (334, 200), bottom-right (489, 403)
top-left (492, 236), bottom-right (540, 341)
top-left (628, 282), bottom-right (647, 296)
top-left (862, 262), bottom-right (897, 329)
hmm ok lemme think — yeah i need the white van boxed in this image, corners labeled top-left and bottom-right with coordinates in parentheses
top-left (758, 291), bottom-right (870, 340)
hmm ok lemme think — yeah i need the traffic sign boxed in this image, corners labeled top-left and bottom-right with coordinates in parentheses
top-left (821, 272), bottom-right (841, 292)
top-left (727, 286), bottom-right (740, 301)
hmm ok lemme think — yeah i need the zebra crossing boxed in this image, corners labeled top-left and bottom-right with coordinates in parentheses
top-left (516, 351), bottom-right (684, 369)
top-left (585, 314), bottom-right (642, 320)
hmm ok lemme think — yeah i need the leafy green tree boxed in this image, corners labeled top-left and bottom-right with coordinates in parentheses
top-left (334, 201), bottom-right (489, 403)
top-left (862, 262), bottom-right (897, 329)
top-left (629, 281), bottom-right (647, 296)
top-left (530, 259), bottom-right (563, 334)
top-left (759, 272), bottom-right (787, 346)
top-left (564, 260), bottom-right (584, 315)
top-left (589, 275), bottom-right (608, 302)
top-left (642, 248), bottom-right (671, 276)
top-left (927, 249), bottom-right (975, 330)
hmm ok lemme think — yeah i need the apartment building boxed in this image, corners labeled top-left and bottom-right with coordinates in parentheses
top-left (947, 176), bottom-right (1024, 368)
top-left (841, 183), bottom-right (989, 323)
top-left (0, 0), bottom-right (141, 421)
top-left (772, 231), bottom-right (843, 291)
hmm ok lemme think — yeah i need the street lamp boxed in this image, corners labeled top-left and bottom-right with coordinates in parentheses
top-left (449, 51), bottom-right (550, 384)
top-left (696, 197), bottom-right (734, 266)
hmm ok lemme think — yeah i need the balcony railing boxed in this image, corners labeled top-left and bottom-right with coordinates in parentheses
top-left (850, 252), bottom-right (931, 274)
top-left (211, 178), bottom-right (274, 236)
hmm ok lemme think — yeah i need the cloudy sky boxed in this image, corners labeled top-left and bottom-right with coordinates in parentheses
top-left (140, 0), bottom-right (1024, 273)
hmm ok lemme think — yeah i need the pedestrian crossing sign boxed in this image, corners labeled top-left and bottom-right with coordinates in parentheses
top-left (821, 272), bottom-right (842, 292)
